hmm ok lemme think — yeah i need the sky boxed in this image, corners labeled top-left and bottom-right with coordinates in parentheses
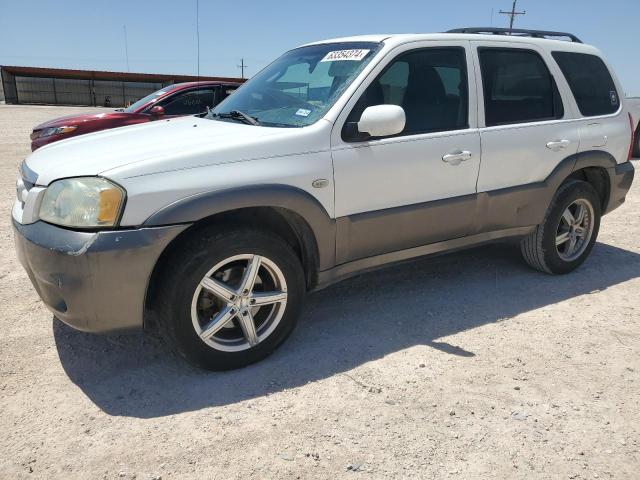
top-left (1, 0), bottom-right (638, 95)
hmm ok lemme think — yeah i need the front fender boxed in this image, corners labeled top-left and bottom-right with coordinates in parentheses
top-left (143, 184), bottom-right (336, 270)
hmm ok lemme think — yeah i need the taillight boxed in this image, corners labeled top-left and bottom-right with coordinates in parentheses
top-left (629, 113), bottom-right (636, 161)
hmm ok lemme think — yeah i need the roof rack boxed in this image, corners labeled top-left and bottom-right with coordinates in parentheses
top-left (446, 27), bottom-right (582, 43)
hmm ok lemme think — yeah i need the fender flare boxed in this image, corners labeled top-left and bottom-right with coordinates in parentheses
top-left (143, 184), bottom-right (336, 270)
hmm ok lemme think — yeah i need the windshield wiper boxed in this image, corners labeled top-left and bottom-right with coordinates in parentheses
top-left (210, 110), bottom-right (260, 126)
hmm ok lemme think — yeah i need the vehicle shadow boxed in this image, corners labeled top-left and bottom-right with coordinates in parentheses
top-left (54, 241), bottom-right (640, 418)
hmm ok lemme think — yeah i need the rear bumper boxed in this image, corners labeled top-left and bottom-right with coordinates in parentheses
top-left (605, 161), bottom-right (635, 214)
top-left (13, 219), bottom-right (188, 333)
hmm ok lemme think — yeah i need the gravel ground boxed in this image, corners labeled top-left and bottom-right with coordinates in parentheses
top-left (0, 104), bottom-right (639, 480)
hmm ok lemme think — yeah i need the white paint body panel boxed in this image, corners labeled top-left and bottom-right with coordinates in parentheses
top-left (17, 32), bottom-right (632, 230)
top-left (24, 116), bottom-right (335, 226)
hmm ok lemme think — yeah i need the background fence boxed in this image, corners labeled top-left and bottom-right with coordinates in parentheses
top-left (0, 66), bottom-right (243, 108)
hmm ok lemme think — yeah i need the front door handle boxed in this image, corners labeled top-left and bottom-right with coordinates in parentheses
top-left (546, 139), bottom-right (570, 151)
top-left (442, 150), bottom-right (472, 165)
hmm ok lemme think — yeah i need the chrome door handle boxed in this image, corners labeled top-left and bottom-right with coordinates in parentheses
top-left (546, 139), bottom-right (570, 151)
top-left (442, 151), bottom-right (472, 165)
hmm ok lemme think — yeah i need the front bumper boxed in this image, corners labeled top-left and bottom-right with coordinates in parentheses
top-left (13, 219), bottom-right (188, 333)
top-left (605, 161), bottom-right (635, 214)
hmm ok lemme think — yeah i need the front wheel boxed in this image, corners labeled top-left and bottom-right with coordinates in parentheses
top-left (156, 227), bottom-right (306, 370)
top-left (521, 179), bottom-right (601, 274)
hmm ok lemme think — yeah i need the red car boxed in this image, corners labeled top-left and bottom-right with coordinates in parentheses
top-left (30, 81), bottom-right (240, 150)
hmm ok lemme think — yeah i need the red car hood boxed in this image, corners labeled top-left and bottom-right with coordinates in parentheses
top-left (33, 111), bottom-right (134, 130)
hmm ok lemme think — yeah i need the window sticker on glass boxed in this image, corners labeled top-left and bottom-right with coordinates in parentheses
top-left (295, 108), bottom-right (311, 117)
top-left (320, 49), bottom-right (370, 62)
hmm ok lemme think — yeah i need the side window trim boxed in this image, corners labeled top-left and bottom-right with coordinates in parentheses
top-left (477, 46), bottom-right (565, 128)
top-left (340, 45), bottom-right (472, 142)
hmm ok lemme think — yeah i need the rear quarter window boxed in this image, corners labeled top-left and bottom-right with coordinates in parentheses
top-left (552, 52), bottom-right (620, 117)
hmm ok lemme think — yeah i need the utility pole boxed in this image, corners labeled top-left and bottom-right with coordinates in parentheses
top-left (123, 25), bottom-right (130, 72)
top-left (499, 0), bottom-right (526, 33)
top-left (195, 0), bottom-right (200, 79)
top-left (237, 58), bottom-right (248, 79)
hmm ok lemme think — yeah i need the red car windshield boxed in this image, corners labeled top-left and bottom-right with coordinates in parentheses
top-left (123, 86), bottom-right (174, 113)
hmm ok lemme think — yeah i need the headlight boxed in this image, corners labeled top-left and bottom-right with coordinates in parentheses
top-left (36, 126), bottom-right (78, 139)
top-left (39, 177), bottom-right (125, 228)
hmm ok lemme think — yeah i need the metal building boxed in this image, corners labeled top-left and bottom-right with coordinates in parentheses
top-left (0, 65), bottom-right (243, 108)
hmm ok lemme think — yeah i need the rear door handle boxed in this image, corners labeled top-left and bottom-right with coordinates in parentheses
top-left (442, 150), bottom-right (472, 165)
top-left (546, 139), bottom-right (570, 151)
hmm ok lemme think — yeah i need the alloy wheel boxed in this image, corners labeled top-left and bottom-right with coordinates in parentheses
top-left (555, 198), bottom-right (595, 262)
top-left (191, 254), bottom-right (288, 352)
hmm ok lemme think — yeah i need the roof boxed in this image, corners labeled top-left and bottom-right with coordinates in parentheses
top-left (0, 65), bottom-right (244, 84)
top-left (303, 32), bottom-right (599, 54)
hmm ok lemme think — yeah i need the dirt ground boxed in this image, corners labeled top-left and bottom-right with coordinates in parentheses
top-left (0, 104), bottom-right (638, 480)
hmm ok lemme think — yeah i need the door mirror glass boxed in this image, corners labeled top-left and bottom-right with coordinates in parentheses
top-left (357, 105), bottom-right (405, 138)
top-left (149, 105), bottom-right (165, 117)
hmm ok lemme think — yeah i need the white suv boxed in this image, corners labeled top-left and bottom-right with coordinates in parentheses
top-left (13, 28), bottom-right (635, 369)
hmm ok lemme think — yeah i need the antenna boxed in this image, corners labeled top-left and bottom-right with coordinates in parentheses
top-left (237, 58), bottom-right (248, 79)
top-left (123, 25), bottom-right (130, 72)
top-left (195, 0), bottom-right (200, 80)
top-left (499, 0), bottom-right (526, 33)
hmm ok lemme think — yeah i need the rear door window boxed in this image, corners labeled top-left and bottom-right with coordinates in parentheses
top-left (478, 48), bottom-right (564, 126)
top-left (160, 89), bottom-right (215, 115)
top-left (552, 52), bottom-right (619, 117)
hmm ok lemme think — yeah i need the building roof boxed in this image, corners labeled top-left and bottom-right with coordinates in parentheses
top-left (0, 65), bottom-right (244, 84)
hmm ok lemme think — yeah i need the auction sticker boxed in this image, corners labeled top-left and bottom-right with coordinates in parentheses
top-left (320, 49), bottom-right (370, 62)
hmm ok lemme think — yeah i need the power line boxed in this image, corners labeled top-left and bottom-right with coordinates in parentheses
top-left (123, 25), bottom-right (130, 72)
top-left (499, 0), bottom-right (526, 33)
top-left (237, 58), bottom-right (248, 79)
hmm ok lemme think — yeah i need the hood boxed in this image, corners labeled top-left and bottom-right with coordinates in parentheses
top-left (32, 110), bottom-right (126, 130)
top-left (25, 116), bottom-right (309, 186)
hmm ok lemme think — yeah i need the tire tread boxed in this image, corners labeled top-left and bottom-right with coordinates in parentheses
top-left (520, 179), bottom-right (587, 274)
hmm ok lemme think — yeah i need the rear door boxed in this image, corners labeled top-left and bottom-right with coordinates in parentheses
top-left (473, 42), bottom-right (579, 192)
top-left (471, 41), bottom-right (580, 230)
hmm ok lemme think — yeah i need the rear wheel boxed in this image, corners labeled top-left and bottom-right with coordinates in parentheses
top-left (156, 227), bottom-right (305, 370)
top-left (521, 180), bottom-right (601, 274)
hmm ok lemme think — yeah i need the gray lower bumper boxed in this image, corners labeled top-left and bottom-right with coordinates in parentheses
top-left (13, 219), bottom-right (188, 333)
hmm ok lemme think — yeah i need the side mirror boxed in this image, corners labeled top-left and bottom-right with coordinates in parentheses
top-left (149, 105), bottom-right (165, 117)
top-left (357, 105), bottom-right (405, 138)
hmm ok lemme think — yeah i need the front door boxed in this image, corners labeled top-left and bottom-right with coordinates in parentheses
top-left (331, 42), bottom-right (481, 264)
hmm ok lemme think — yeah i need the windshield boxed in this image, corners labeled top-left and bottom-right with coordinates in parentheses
top-left (208, 42), bottom-right (382, 127)
top-left (123, 86), bottom-right (174, 113)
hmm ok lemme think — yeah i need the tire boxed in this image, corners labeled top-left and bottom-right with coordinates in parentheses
top-left (155, 226), bottom-right (306, 370)
top-left (634, 124), bottom-right (640, 159)
top-left (521, 179), bottom-right (601, 275)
